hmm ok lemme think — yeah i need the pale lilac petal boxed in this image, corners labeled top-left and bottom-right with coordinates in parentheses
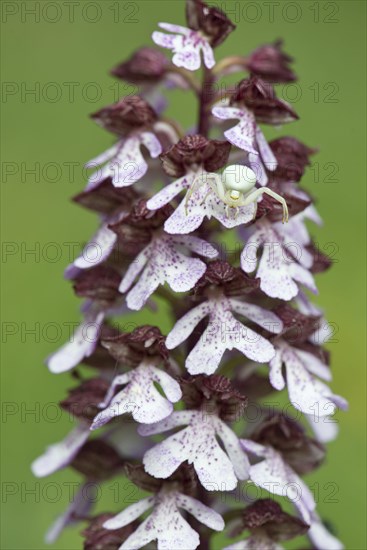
top-left (45, 484), bottom-right (94, 543)
top-left (257, 241), bottom-right (299, 300)
top-left (119, 248), bottom-right (150, 293)
top-left (276, 214), bottom-right (311, 255)
top-left (85, 144), bottom-right (119, 169)
top-left (166, 302), bottom-right (210, 349)
top-left (296, 349), bottom-right (331, 381)
top-left (240, 439), bottom-right (267, 457)
top-left (284, 353), bottom-right (338, 416)
top-left (173, 43), bottom-right (202, 72)
top-left (224, 124), bottom-right (258, 154)
top-left (163, 253), bottom-right (206, 293)
top-left (246, 449), bottom-right (315, 522)
top-left (104, 496), bottom-right (155, 529)
top-left (146, 175), bottom-right (192, 210)
top-left (206, 191), bottom-right (255, 228)
top-left (185, 325), bottom-right (228, 375)
top-left (147, 510), bottom-right (199, 550)
top-left (152, 31), bottom-right (178, 50)
top-left (69, 224), bottom-right (116, 272)
top-left (112, 139), bottom-right (148, 188)
top-left (216, 420), bottom-right (250, 480)
top-left (153, 24), bottom-right (207, 72)
top-left (192, 430), bottom-right (239, 490)
top-left (96, 372), bottom-right (131, 409)
top-left (306, 414), bottom-right (339, 443)
top-left (255, 127), bottom-right (277, 171)
top-left (139, 131), bottom-right (162, 158)
top-left (164, 194), bottom-right (206, 234)
top-left (241, 224), bottom-right (316, 300)
top-left (201, 41), bottom-right (215, 69)
top-left (158, 22), bottom-right (191, 35)
top-left (175, 493), bottom-right (224, 531)
top-left (143, 427), bottom-right (192, 478)
top-left (329, 392), bottom-right (348, 411)
top-left (138, 411), bottom-right (196, 436)
top-left (229, 299), bottom-right (283, 333)
top-left (240, 231), bottom-right (264, 273)
top-left (309, 318), bottom-right (334, 346)
top-left (281, 239), bottom-right (313, 271)
top-left (227, 318), bottom-right (275, 364)
top-left (121, 509), bottom-right (200, 550)
top-left (176, 235), bottom-right (218, 258)
top-left (93, 365), bottom-right (181, 428)
top-left (31, 425), bottom-right (89, 477)
top-left (308, 516), bottom-right (344, 550)
top-left (224, 537), bottom-right (282, 550)
top-left (132, 385), bottom-right (175, 424)
top-left (92, 392), bottom-right (133, 429)
top-left (125, 263), bottom-right (161, 310)
top-left (269, 350), bottom-right (286, 390)
top-left (164, 175), bottom-right (253, 234)
top-left (186, 307), bottom-right (275, 375)
top-left (249, 152), bottom-right (268, 186)
top-left (306, 204), bottom-right (323, 226)
top-left (119, 519), bottom-right (156, 550)
top-left (212, 105), bottom-right (245, 122)
top-left (212, 106), bottom-right (258, 155)
top-left (150, 366), bottom-right (182, 402)
top-left (85, 144), bottom-right (120, 191)
top-left (86, 162), bottom-right (115, 191)
top-left (289, 262), bottom-right (318, 294)
top-left (123, 236), bottom-right (207, 309)
top-left (142, 412), bottom-right (243, 491)
top-left (47, 311), bottom-right (104, 374)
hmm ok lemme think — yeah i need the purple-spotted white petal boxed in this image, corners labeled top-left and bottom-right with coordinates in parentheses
top-left (104, 489), bottom-right (224, 550)
top-left (164, 175), bottom-right (254, 234)
top-left (147, 174), bottom-right (195, 211)
top-left (224, 536), bottom-right (283, 550)
top-left (119, 233), bottom-right (218, 310)
top-left (241, 439), bottom-right (316, 523)
top-left (152, 23), bottom-right (215, 71)
top-left (91, 362), bottom-right (182, 428)
top-left (139, 410), bottom-right (249, 490)
top-left (31, 424), bottom-right (89, 478)
top-left (166, 295), bottom-right (281, 375)
top-left (47, 307), bottom-right (105, 374)
top-left (269, 341), bottom-right (348, 417)
top-left (308, 513), bottom-right (344, 550)
top-left (273, 205), bottom-right (323, 271)
top-left (212, 104), bottom-right (277, 185)
top-left (64, 223), bottom-right (118, 279)
top-left (305, 413), bottom-right (339, 443)
top-left (241, 221), bottom-right (317, 300)
top-left (85, 133), bottom-right (161, 191)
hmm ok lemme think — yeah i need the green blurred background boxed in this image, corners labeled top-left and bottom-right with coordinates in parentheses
top-left (1, 1), bottom-right (366, 548)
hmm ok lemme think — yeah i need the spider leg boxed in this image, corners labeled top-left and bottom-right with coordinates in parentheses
top-left (184, 175), bottom-right (202, 215)
top-left (200, 189), bottom-right (212, 207)
top-left (262, 188), bottom-right (289, 223)
top-left (240, 187), bottom-right (289, 224)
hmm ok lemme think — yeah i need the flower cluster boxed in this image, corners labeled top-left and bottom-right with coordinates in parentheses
top-left (33, 2), bottom-right (347, 549)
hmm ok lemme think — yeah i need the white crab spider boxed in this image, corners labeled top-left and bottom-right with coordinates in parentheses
top-left (185, 164), bottom-right (289, 223)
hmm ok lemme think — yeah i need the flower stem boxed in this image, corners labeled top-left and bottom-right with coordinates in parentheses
top-left (198, 66), bottom-right (215, 137)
